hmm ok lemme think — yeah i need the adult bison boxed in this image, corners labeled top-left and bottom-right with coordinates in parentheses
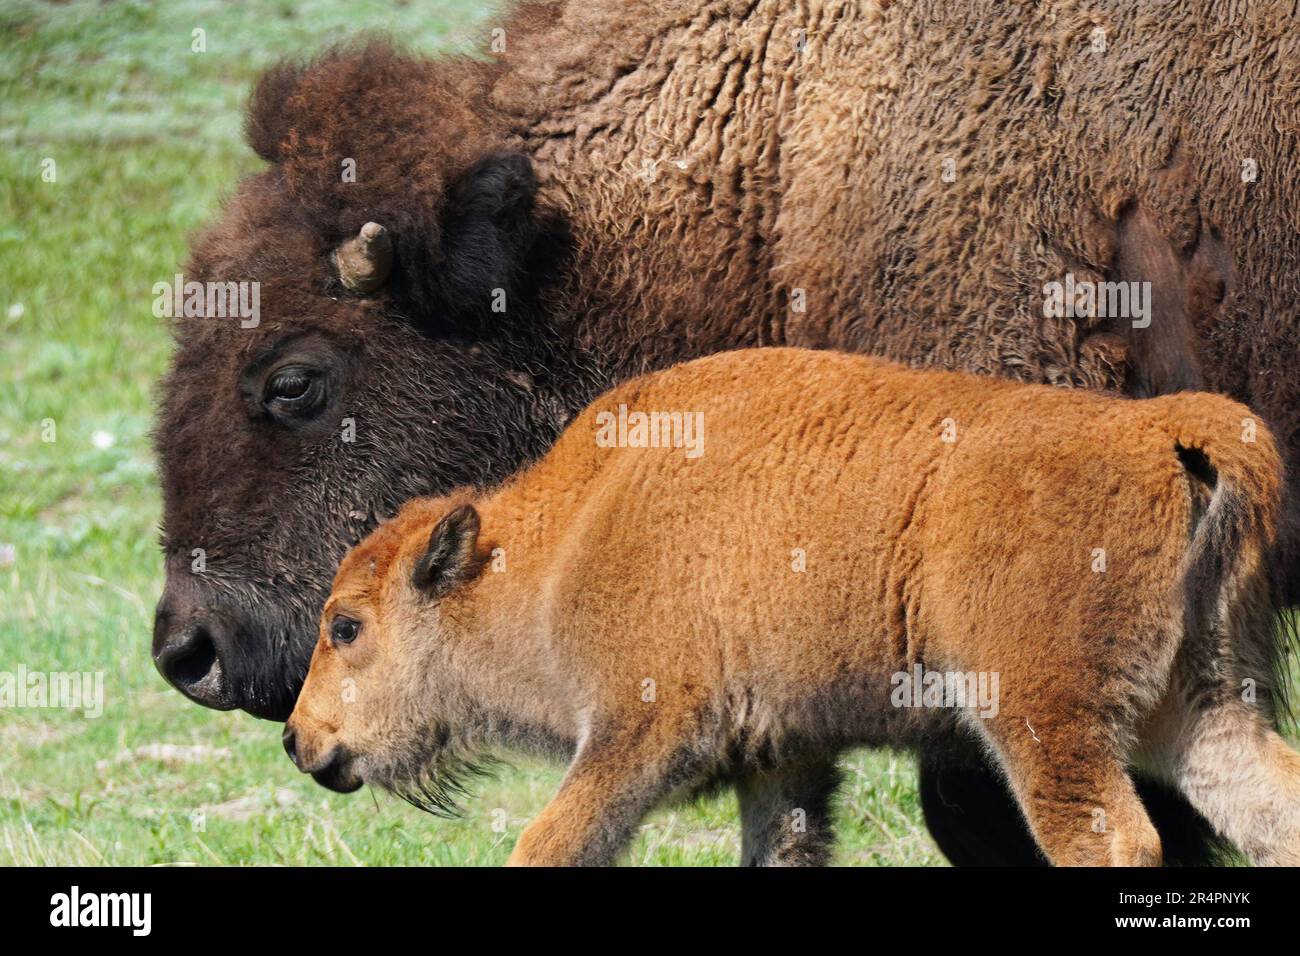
top-left (153, 0), bottom-right (1300, 866)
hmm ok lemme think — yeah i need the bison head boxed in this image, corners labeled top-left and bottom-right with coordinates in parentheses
top-left (152, 43), bottom-right (577, 719)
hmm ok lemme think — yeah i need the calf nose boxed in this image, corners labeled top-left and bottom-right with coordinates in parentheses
top-left (152, 603), bottom-right (233, 710)
top-left (282, 726), bottom-right (300, 769)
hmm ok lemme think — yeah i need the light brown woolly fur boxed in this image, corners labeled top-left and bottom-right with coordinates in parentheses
top-left (287, 348), bottom-right (1300, 866)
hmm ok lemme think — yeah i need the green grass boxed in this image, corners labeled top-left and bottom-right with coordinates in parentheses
top-left (0, 0), bottom-right (943, 866)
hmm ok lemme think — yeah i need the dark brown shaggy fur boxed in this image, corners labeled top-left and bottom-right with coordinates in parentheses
top-left (155, 1), bottom-right (1300, 866)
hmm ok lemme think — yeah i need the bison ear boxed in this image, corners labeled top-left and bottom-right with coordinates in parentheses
top-left (245, 60), bottom-right (305, 164)
top-left (432, 152), bottom-right (542, 313)
top-left (411, 505), bottom-right (482, 598)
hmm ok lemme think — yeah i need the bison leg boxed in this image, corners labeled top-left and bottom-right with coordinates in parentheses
top-left (921, 747), bottom-right (1227, 866)
top-left (918, 748), bottom-right (1047, 866)
top-left (736, 758), bottom-right (840, 866)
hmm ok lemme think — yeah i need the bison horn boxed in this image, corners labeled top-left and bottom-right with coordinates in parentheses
top-left (335, 222), bottom-right (393, 293)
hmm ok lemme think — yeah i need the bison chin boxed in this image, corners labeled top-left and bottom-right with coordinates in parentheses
top-left (312, 766), bottom-right (363, 794)
top-left (282, 728), bottom-right (364, 793)
top-left (152, 569), bottom-right (317, 721)
top-left (309, 753), bottom-right (364, 794)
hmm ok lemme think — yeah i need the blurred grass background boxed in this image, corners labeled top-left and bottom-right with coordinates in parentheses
top-left (0, 0), bottom-right (939, 865)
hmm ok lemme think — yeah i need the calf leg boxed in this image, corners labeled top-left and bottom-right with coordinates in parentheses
top-left (1173, 702), bottom-right (1300, 866)
top-left (736, 758), bottom-right (840, 866)
top-left (1028, 767), bottom-right (1162, 867)
top-left (981, 720), bottom-right (1161, 866)
top-left (921, 747), bottom-right (1226, 866)
top-left (507, 719), bottom-right (704, 867)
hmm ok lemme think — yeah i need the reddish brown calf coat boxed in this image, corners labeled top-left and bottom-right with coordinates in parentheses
top-left (288, 350), bottom-right (1300, 865)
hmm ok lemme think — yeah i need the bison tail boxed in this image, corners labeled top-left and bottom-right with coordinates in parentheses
top-left (1157, 394), bottom-right (1294, 726)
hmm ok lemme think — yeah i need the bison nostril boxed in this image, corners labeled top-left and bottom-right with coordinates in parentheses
top-left (170, 626), bottom-right (218, 686)
top-left (153, 619), bottom-right (231, 709)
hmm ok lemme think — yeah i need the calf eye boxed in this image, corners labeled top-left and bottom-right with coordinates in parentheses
top-left (331, 617), bottom-right (360, 646)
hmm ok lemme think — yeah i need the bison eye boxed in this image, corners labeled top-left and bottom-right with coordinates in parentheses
top-left (264, 365), bottom-right (325, 417)
top-left (331, 617), bottom-right (360, 646)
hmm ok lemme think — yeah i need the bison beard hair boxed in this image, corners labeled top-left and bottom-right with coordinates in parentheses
top-left (379, 727), bottom-right (501, 820)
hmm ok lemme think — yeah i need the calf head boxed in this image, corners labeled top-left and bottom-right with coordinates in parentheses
top-left (284, 499), bottom-right (485, 801)
top-left (152, 43), bottom-right (570, 719)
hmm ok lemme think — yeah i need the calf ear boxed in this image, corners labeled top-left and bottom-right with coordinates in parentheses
top-left (411, 505), bottom-right (482, 598)
top-left (432, 152), bottom-right (542, 316)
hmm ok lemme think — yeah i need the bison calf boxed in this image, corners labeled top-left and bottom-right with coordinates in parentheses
top-left (285, 348), bottom-right (1300, 866)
